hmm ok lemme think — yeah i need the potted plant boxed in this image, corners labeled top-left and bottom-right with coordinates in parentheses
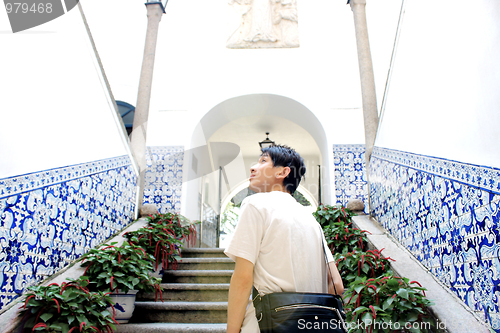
top-left (18, 276), bottom-right (117, 333)
top-left (313, 204), bottom-right (355, 228)
top-left (317, 205), bottom-right (435, 331)
top-left (323, 222), bottom-right (370, 254)
top-left (79, 242), bottom-right (163, 323)
top-left (146, 213), bottom-right (199, 248)
top-left (124, 224), bottom-right (183, 276)
top-left (335, 248), bottom-right (395, 285)
top-left (314, 204), bottom-right (370, 254)
top-left (344, 274), bottom-right (435, 332)
top-left (134, 213), bottom-right (200, 271)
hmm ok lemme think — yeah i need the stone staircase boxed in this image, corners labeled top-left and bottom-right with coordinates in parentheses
top-left (116, 248), bottom-right (232, 333)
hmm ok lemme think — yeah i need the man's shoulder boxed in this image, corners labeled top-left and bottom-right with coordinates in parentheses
top-left (242, 192), bottom-right (296, 209)
top-left (241, 192), bottom-right (270, 207)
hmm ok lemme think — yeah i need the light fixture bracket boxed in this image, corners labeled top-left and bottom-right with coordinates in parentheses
top-left (259, 132), bottom-right (275, 149)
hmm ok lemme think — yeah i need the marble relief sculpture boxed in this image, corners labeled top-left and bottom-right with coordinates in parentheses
top-left (227, 0), bottom-right (299, 49)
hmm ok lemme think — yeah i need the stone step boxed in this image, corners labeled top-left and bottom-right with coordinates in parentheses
top-left (116, 323), bottom-right (227, 333)
top-left (172, 258), bottom-right (235, 270)
top-left (138, 283), bottom-right (230, 302)
top-left (181, 248), bottom-right (227, 258)
top-left (130, 301), bottom-right (228, 323)
top-left (163, 270), bottom-right (233, 284)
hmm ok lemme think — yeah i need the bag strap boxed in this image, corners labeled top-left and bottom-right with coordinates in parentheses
top-left (318, 224), bottom-right (339, 296)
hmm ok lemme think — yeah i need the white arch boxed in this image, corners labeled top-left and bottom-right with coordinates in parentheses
top-left (220, 179), bottom-right (250, 213)
top-left (181, 93), bottom-right (334, 224)
top-left (200, 94), bottom-right (333, 201)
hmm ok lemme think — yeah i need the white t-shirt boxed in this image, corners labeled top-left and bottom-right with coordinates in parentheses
top-left (224, 191), bottom-right (335, 333)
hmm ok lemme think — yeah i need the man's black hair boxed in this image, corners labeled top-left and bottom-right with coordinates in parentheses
top-left (261, 144), bottom-right (306, 195)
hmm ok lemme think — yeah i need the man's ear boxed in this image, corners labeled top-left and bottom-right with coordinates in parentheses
top-left (276, 166), bottom-right (291, 180)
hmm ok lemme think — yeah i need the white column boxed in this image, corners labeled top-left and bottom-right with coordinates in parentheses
top-left (350, 0), bottom-right (378, 213)
top-left (130, 3), bottom-right (164, 209)
top-left (350, 0), bottom-right (379, 165)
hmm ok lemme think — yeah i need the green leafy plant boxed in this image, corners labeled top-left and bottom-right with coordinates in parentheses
top-left (19, 277), bottom-right (116, 333)
top-left (314, 204), bottom-right (368, 254)
top-left (316, 204), bottom-right (435, 332)
top-left (313, 204), bottom-right (355, 228)
top-left (335, 249), bottom-right (395, 285)
top-left (146, 213), bottom-right (199, 248)
top-left (124, 224), bottom-right (183, 271)
top-left (323, 220), bottom-right (370, 254)
top-left (221, 202), bottom-right (239, 235)
top-left (344, 274), bottom-right (435, 333)
top-left (80, 242), bottom-right (163, 301)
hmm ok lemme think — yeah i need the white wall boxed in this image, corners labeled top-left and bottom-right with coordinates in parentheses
top-left (365, 0), bottom-right (403, 113)
top-left (0, 6), bottom-right (132, 178)
top-left (77, 0), bottom-right (373, 215)
top-left (371, 0), bottom-right (500, 168)
top-left (77, 0), bottom-right (366, 150)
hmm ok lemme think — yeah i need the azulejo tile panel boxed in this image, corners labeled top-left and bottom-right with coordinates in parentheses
top-left (369, 147), bottom-right (500, 330)
top-left (143, 146), bottom-right (183, 214)
top-left (0, 156), bottom-right (137, 311)
top-left (333, 144), bottom-right (368, 213)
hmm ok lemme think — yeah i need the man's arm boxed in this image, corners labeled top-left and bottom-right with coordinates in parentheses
top-left (327, 261), bottom-right (344, 295)
top-left (227, 257), bottom-right (254, 333)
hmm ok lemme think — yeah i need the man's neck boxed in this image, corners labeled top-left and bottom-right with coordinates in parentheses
top-left (268, 184), bottom-right (289, 194)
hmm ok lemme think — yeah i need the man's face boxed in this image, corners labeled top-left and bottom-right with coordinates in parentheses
top-left (249, 153), bottom-right (284, 193)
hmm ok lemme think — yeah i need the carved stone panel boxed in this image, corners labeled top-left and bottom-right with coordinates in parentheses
top-left (227, 0), bottom-right (299, 49)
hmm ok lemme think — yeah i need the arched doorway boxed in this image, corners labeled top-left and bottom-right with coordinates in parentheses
top-left (182, 93), bottom-right (333, 248)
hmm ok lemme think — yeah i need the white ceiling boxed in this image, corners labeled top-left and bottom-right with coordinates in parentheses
top-left (207, 115), bottom-right (321, 160)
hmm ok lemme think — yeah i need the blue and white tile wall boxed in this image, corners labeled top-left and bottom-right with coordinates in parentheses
top-left (333, 144), bottom-right (368, 213)
top-left (0, 156), bottom-right (137, 311)
top-left (143, 146), bottom-right (184, 214)
top-left (369, 147), bottom-right (500, 330)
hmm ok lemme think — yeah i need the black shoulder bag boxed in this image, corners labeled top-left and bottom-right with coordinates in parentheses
top-left (252, 227), bottom-right (347, 333)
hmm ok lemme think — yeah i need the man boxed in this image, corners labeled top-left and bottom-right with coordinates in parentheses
top-left (225, 145), bottom-right (344, 333)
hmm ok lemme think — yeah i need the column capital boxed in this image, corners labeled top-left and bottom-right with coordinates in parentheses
top-left (145, 2), bottom-right (164, 22)
top-left (145, 1), bottom-right (166, 13)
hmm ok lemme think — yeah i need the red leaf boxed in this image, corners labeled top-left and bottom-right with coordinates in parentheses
top-left (52, 298), bottom-right (60, 313)
top-left (83, 263), bottom-right (93, 277)
top-left (136, 247), bottom-right (147, 257)
top-left (23, 295), bottom-right (35, 309)
top-left (369, 305), bottom-right (376, 319)
top-left (410, 280), bottom-right (426, 296)
top-left (32, 322), bottom-right (47, 331)
top-left (410, 280), bottom-right (422, 287)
